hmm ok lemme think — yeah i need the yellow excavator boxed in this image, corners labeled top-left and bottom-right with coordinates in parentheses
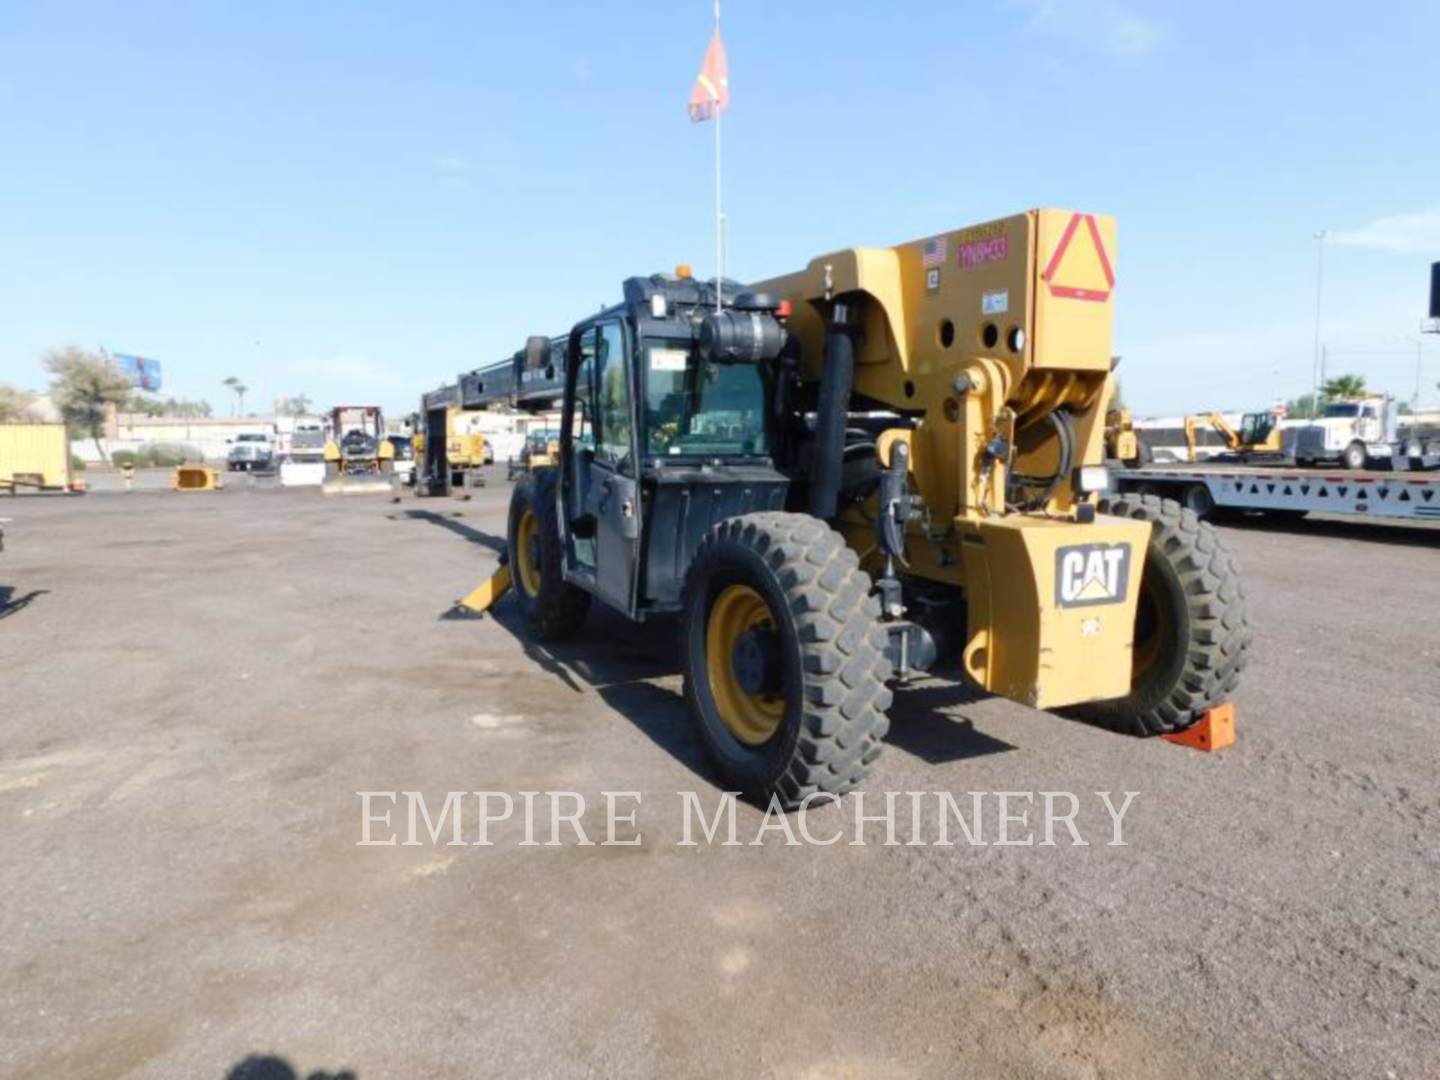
top-left (466, 209), bottom-right (1252, 806)
top-left (1184, 410), bottom-right (1285, 463)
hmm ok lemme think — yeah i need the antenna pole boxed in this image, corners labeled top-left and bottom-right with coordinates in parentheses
top-left (713, 0), bottom-right (723, 313)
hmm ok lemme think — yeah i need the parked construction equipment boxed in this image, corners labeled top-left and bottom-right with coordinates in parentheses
top-left (1104, 407), bottom-right (1150, 466)
top-left (172, 464), bottom-right (224, 491)
top-left (322, 406), bottom-right (394, 494)
top-left (414, 387), bottom-right (489, 496)
top-left (465, 210), bottom-right (1252, 807)
top-left (1184, 410), bottom-right (1285, 464)
top-left (278, 416), bottom-right (328, 486)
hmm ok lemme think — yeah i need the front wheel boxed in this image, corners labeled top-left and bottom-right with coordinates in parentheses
top-left (1342, 441), bottom-right (1368, 471)
top-left (506, 469), bottom-right (589, 641)
top-left (682, 513), bottom-right (892, 808)
top-left (1092, 494), bottom-right (1252, 736)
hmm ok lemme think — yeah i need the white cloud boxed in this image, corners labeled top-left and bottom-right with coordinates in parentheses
top-left (1012, 0), bottom-right (1165, 58)
top-left (1330, 207), bottom-right (1440, 255)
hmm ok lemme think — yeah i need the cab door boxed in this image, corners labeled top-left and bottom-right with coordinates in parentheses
top-left (561, 319), bottom-right (642, 616)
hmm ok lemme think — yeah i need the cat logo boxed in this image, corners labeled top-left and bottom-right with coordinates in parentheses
top-left (1055, 543), bottom-right (1132, 608)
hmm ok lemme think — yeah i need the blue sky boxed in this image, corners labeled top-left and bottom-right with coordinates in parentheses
top-left (2, 0), bottom-right (1437, 418)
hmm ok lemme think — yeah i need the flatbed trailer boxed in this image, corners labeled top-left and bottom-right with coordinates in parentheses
top-left (1112, 463), bottom-right (1440, 522)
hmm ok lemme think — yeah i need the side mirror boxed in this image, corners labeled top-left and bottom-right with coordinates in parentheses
top-left (524, 335), bottom-right (549, 371)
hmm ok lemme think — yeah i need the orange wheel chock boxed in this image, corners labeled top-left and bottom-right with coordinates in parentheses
top-left (1162, 702), bottom-right (1235, 751)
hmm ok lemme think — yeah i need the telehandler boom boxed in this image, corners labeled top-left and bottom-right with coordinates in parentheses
top-left (484, 209), bottom-right (1251, 806)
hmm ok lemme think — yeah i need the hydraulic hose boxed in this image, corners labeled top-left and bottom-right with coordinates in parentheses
top-left (810, 300), bottom-right (859, 519)
top-left (1008, 410), bottom-right (1075, 509)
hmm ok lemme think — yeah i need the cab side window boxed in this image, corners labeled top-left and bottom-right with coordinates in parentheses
top-left (595, 321), bottom-right (633, 472)
top-left (571, 330), bottom-right (596, 447)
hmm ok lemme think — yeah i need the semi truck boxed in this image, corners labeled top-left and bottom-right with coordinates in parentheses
top-left (1288, 396), bottom-right (1437, 471)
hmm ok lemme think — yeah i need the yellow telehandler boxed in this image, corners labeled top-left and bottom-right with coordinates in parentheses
top-left (471, 209), bottom-right (1251, 806)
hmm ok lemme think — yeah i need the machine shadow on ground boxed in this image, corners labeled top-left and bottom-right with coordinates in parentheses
top-left (402, 508), bottom-right (1018, 796)
top-left (0, 585), bottom-right (47, 620)
top-left (393, 508), bottom-right (506, 555)
top-left (225, 1054), bottom-right (356, 1080)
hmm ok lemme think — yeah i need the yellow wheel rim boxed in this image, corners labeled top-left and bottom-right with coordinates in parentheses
top-left (705, 584), bottom-right (786, 746)
top-left (515, 508), bottom-right (542, 597)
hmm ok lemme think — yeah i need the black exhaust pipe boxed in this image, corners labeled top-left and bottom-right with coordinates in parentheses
top-left (1430, 261), bottom-right (1440, 320)
top-left (810, 300), bottom-right (859, 519)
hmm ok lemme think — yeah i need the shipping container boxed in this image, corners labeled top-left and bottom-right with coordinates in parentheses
top-left (0, 424), bottom-right (73, 491)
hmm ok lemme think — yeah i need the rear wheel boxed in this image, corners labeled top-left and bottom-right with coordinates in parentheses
top-left (507, 469), bottom-right (589, 640)
top-left (682, 512), bottom-right (892, 807)
top-left (1181, 483), bottom-right (1214, 517)
top-left (1093, 494), bottom-right (1251, 735)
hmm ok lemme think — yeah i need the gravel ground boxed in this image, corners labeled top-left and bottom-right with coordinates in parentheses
top-left (1, 475), bottom-right (1437, 1079)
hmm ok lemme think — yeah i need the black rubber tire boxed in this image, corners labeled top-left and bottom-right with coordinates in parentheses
top-left (1181, 483), bottom-right (1215, 517)
top-left (681, 512), bottom-right (892, 808)
top-left (1342, 441), bottom-right (1368, 472)
top-left (507, 469), bottom-right (589, 641)
top-left (1093, 494), bottom-right (1252, 735)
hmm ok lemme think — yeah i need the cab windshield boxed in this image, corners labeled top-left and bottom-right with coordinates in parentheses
top-left (1323, 403), bottom-right (1360, 418)
top-left (642, 342), bottom-right (768, 459)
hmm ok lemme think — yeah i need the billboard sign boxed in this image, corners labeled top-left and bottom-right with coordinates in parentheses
top-left (115, 354), bottom-right (162, 392)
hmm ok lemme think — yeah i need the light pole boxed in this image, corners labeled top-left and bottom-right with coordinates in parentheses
top-left (1310, 230), bottom-right (1327, 418)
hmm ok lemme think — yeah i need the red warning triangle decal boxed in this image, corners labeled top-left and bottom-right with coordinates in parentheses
top-left (1041, 213), bottom-right (1115, 303)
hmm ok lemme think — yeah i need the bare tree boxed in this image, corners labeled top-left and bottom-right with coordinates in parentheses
top-left (44, 346), bottom-right (132, 459)
top-left (278, 394), bottom-right (313, 417)
top-left (0, 382), bottom-right (36, 422)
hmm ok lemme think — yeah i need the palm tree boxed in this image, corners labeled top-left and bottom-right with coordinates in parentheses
top-left (222, 376), bottom-right (241, 416)
top-left (235, 383), bottom-right (248, 416)
top-left (1321, 373), bottom-right (1367, 400)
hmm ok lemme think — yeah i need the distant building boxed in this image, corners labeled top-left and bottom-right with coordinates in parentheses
top-left (72, 410), bottom-right (289, 464)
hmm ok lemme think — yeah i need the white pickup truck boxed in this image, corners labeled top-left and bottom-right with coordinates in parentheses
top-left (226, 431), bottom-right (276, 472)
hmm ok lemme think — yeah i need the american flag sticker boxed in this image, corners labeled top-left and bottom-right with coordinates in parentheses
top-left (921, 236), bottom-right (947, 268)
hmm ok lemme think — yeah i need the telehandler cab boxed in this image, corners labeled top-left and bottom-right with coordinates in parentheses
top-left (487, 209), bottom-right (1251, 806)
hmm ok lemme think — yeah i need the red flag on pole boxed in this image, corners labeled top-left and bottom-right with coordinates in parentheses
top-left (688, 30), bottom-right (729, 122)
